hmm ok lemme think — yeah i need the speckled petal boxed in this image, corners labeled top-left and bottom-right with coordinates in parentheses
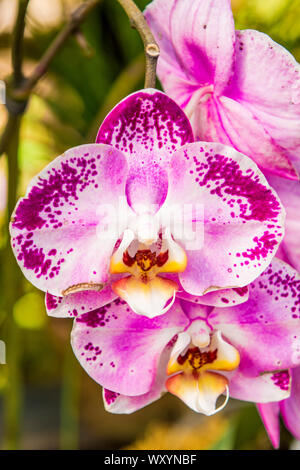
top-left (227, 369), bottom-right (291, 403)
top-left (210, 259), bottom-right (300, 373)
top-left (103, 347), bottom-right (170, 414)
top-left (45, 284), bottom-right (118, 318)
top-left (280, 366), bottom-right (300, 441)
top-left (166, 370), bottom-right (228, 415)
top-left (96, 89), bottom-right (193, 212)
top-left (10, 144), bottom-right (128, 296)
top-left (145, 0), bottom-right (235, 95)
top-left (257, 402), bottom-right (281, 449)
top-left (267, 171), bottom-right (300, 272)
top-left (177, 286), bottom-right (249, 307)
top-left (71, 299), bottom-right (188, 396)
top-left (165, 142), bottom-right (284, 295)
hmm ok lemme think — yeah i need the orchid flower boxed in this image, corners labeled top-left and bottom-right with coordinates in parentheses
top-left (66, 258), bottom-right (300, 416)
top-left (10, 89), bottom-right (284, 319)
top-left (145, 0), bottom-right (300, 181)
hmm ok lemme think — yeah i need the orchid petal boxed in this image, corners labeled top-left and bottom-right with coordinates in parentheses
top-left (111, 275), bottom-right (178, 319)
top-left (145, 0), bottom-right (235, 94)
top-left (280, 367), bottom-right (300, 441)
top-left (165, 142), bottom-right (284, 295)
top-left (96, 89), bottom-right (193, 213)
top-left (267, 172), bottom-right (300, 272)
top-left (177, 286), bottom-right (249, 307)
top-left (71, 299), bottom-right (188, 396)
top-left (210, 259), bottom-right (300, 374)
top-left (146, 2), bottom-right (300, 180)
top-left (257, 402), bottom-right (281, 449)
top-left (227, 369), bottom-right (291, 403)
top-left (215, 96), bottom-right (298, 180)
top-left (10, 144), bottom-right (128, 296)
top-left (45, 284), bottom-right (117, 318)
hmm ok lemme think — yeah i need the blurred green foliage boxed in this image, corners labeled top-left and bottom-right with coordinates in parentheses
top-left (0, 0), bottom-right (299, 450)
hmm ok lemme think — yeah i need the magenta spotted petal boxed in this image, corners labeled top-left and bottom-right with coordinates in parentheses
top-left (165, 142), bottom-right (284, 295)
top-left (267, 170), bottom-right (300, 272)
top-left (209, 259), bottom-right (300, 374)
top-left (227, 369), bottom-right (291, 404)
top-left (10, 144), bottom-right (128, 296)
top-left (177, 286), bottom-right (249, 308)
top-left (257, 366), bottom-right (300, 447)
top-left (280, 367), bottom-right (300, 441)
top-left (96, 88), bottom-right (194, 213)
top-left (45, 284), bottom-right (117, 318)
top-left (145, 0), bottom-right (300, 179)
top-left (103, 347), bottom-right (170, 414)
top-left (71, 299), bottom-right (188, 396)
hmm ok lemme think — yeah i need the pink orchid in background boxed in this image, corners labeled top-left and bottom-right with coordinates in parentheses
top-left (10, 89), bottom-right (285, 319)
top-left (145, 0), bottom-right (300, 181)
top-left (66, 258), bottom-right (300, 416)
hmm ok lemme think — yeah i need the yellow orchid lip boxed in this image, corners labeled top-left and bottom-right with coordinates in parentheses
top-left (111, 275), bottom-right (178, 318)
top-left (109, 228), bottom-right (187, 317)
top-left (166, 331), bottom-right (240, 415)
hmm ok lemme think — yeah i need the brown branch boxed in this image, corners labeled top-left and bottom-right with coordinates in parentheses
top-left (116, 0), bottom-right (160, 89)
top-left (12, 0), bottom-right (30, 87)
top-left (1, 0), bottom-right (102, 158)
top-left (11, 0), bottom-right (102, 100)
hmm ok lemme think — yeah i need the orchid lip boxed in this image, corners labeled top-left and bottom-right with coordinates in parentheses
top-left (166, 329), bottom-right (240, 415)
top-left (109, 226), bottom-right (187, 317)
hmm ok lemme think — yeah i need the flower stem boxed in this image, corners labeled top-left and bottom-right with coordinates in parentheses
top-left (12, 0), bottom-right (30, 87)
top-left (116, 0), bottom-right (160, 88)
top-left (10, 0), bottom-right (103, 101)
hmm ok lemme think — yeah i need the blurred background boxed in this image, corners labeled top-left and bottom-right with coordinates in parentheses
top-left (0, 0), bottom-right (300, 450)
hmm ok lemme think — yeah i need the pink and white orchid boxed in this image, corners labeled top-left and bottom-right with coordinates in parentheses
top-left (68, 258), bottom-right (300, 416)
top-left (10, 89), bottom-right (284, 319)
top-left (145, 0), bottom-right (300, 181)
